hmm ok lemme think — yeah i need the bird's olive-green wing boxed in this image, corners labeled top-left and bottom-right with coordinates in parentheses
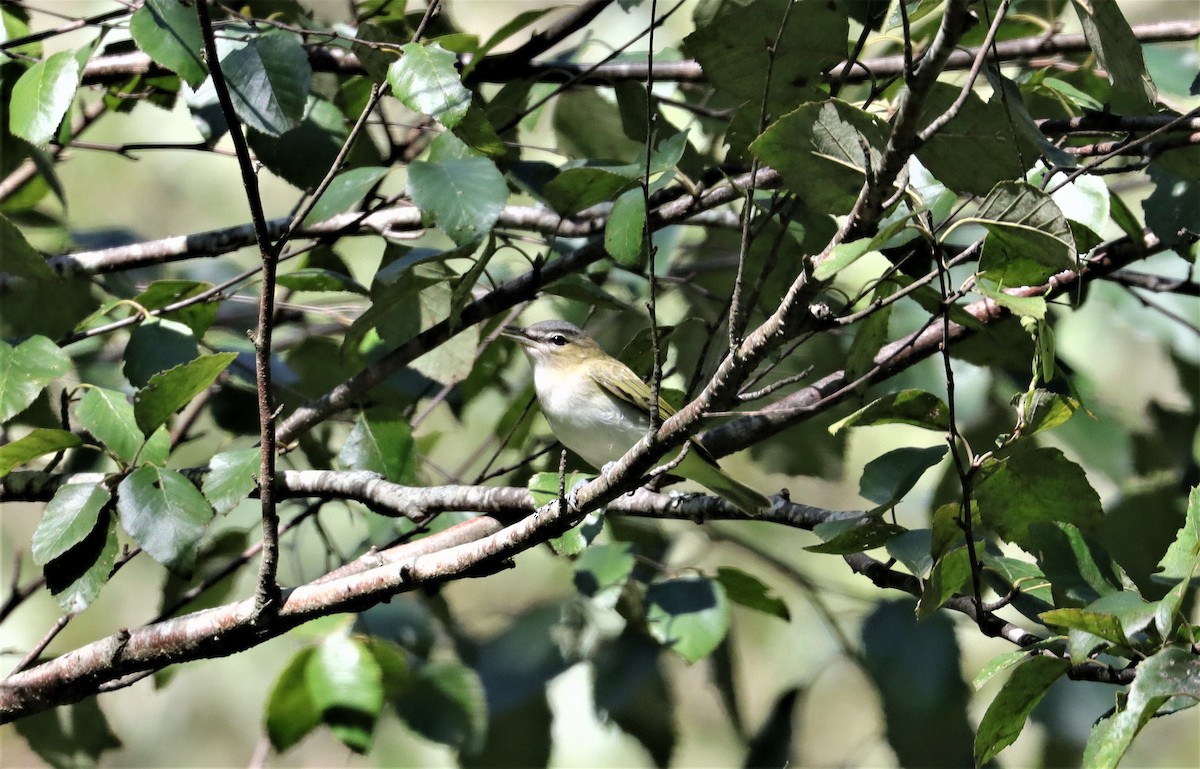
top-left (590, 365), bottom-right (721, 466)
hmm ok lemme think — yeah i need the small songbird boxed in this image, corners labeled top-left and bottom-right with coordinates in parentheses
top-left (503, 320), bottom-right (768, 514)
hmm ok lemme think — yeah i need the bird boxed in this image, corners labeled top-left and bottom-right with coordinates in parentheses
top-left (502, 319), bottom-right (768, 514)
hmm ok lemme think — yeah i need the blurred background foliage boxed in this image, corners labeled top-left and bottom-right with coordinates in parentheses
top-left (0, 0), bottom-right (1198, 767)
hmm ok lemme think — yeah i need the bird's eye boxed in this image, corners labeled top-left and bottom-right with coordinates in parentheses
top-left (549, 334), bottom-right (567, 346)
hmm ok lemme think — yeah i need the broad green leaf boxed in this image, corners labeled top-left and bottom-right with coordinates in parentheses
top-left (916, 82), bottom-right (1034, 196)
top-left (32, 482), bottom-right (111, 565)
top-left (307, 632), bottom-right (384, 754)
top-left (0, 428), bottom-right (79, 476)
top-left (604, 187), bottom-right (647, 268)
top-left (947, 182), bottom-right (1076, 286)
top-left (247, 96), bottom-right (349, 189)
top-left (123, 317), bottom-right (199, 389)
top-left (829, 389), bottom-right (950, 433)
top-left (265, 648), bottom-right (321, 752)
top-left (391, 662), bottom-right (487, 751)
top-left (1069, 0), bottom-right (1155, 103)
top-left (592, 631), bottom-right (675, 768)
top-left (116, 465), bottom-right (214, 573)
top-left (974, 655), bottom-right (1070, 766)
top-left (275, 268), bottom-right (368, 295)
top-left (548, 510), bottom-right (604, 557)
top-left (715, 567), bottom-right (790, 621)
top-left (972, 649), bottom-right (1033, 691)
top-left (1084, 647), bottom-right (1200, 769)
top-left (1026, 521), bottom-right (1123, 608)
top-left (573, 542), bottom-right (636, 598)
top-left (202, 447), bottom-right (260, 515)
top-left (1039, 607), bottom-right (1127, 646)
top-left (406, 157), bottom-right (506, 246)
top-left (336, 409), bottom-right (416, 484)
top-left (0, 213), bottom-right (55, 280)
top-left (552, 88), bottom-right (644, 163)
top-left (683, 0), bottom-right (847, 113)
top-left (44, 511), bottom-right (119, 614)
top-left (859, 444), bottom-right (948, 508)
top-left (751, 100), bottom-right (890, 214)
top-left (132, 352), bottom-right (237, 436)
top-left (975, 281), bottom-right (1046, 320)
top-left (131, 280), bottom-right (217, 337)
top-left (360, 637), bottom-right (411, 700)
top-left (542, 166), bottom-right (638, 216)
top-left (0, 335), bottom-right (71, 424)
top-left (129, 0), bottom-right (206, 88)
top-left (886, 528), bottom-right (934, 579)
top-left (219, 32), bottom-right (311, 136)
top-left (1144, 162), bottom-right (1200, 248)
top-left (302, 166), bottom-right (389, 226)
top-left (844, 280), bottom-right (895, 382)
top-left (13, 692), bottom-right (122, 769)
top-left (1015, 388), bottom-right (1080, 436)
top-left (861, 601), bottom-right (975, 767)
top-left (77, 387), bottom-right (143, 465)
top-left (1155, 486), bottom-right (1200, 584)
top-left (815, 212), bottom-right (915, 280)
top-left (646, 576), bottom-right (730, 663)
top-left (975, 447), bottom-right (1103, 550)
top-left (980, 552), bottom-right (1055, 615)
top-left (808, 516), bottom-right (907, 554)
top-left (917, 546), bottom-right (972, 619)
top-left (388, 42), bottom-right (471, 128)
top-left (9, 50), bottom-right (79, 145)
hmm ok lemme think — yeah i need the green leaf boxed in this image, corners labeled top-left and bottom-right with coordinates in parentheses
top-left (44, 510), bottom-right (119, 614)
top-left (1155, 486), bottom-right (1200, 584)
top-left (975, 447), bottom-right (1103, 551)
top-left (859, 444), bottom-right (948, 509)
top-left (1083, 647), bottom-right (1200, 769)
top-left (202, 447), bottom-right (260, 515)
top-left (976, 280), bottom-right (1046, 320)
top-left (247, 96), bottom-right (349, 189)
top-left (1026, 521), bottom-right (1122, 608)
top-left (391, 662), bottom-right (487, 751)
top-left (132, 352), bottom-right (237, 436)
top-left (751, 100), bottom-right (889, 214)
top-left (1039, 606), bottom-right (1127, 645)
top-left (916, 82), bottom-right (1033, 196)
top-left (592, 631), bottom-right (675, 768)
top-left (715, 567), bottom-right (790, 621)
top-left (829, 389), bottom-right (950, 433)
top-left (388, 42), bottom-right (471, 129)
top-left (0, 428), bottom-right (79, 476)
top-left (129, 0), bottom-right (206, 88)
top-left (77, 387), bottom-right (143, 465)
top-left (645, 576), bottom-right (730, 663)
top-left (604, 187), bottom-right (647, 268)
top-left (336, 409), bottom-right (417, 484)
top-left (917, 546), bottom-right (972, 619)
top-left (807, 516), bottom-right (907, 554)
top-left (32, 482), bottom-right (111, 565)
top-left (302, 166), bottom-right (389, 225)
top-left (948, 181), bottom-right (1076, 286)
top-left (573, 542), bottom-right (636, 598)
top-left (9, 50), bottom-right (79, 145)
top-left (13, 695), bottom-right (122, 769)
top-left (265, 648), bottom-right (321, 752)
top-left (0, 335), bottom-right (71, 424)
top-left (1069, 0), bottom-right (1155, 103)
top-left (406, 157), bottom-right (506, 246)
top-left (0, 213), bottom-right (55, 280)
top-left (307, 632), bottom-right (384, 754)
top-left (130, 279), bottom-right (218, 337)
top-left (682, 0), bottom-right (847, 113)
top-left (116, 465), bottom-right (214, 574)
top-left (123, 317), bottom-right (199, 389)
top-left (275, 268), bottom-right (368, 295)
top-left (542, 166), bottom-right (638, 216)
top-left (974, 655), bottom-right (1070, 766)
top-left (219, 32), bottom-right (311, 136)
top-left (1015, 388), bottom-right (1080, 436)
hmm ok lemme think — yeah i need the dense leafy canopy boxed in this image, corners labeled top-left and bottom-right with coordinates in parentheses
top-left (0, 1), bottom-right (1198, 767)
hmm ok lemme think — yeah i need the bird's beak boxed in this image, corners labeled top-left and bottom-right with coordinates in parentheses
top-left (501, 325), bottom-right (533, 347)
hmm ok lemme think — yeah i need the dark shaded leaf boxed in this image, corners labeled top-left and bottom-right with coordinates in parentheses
top-left (646, 575), bottom-right (730, 663)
